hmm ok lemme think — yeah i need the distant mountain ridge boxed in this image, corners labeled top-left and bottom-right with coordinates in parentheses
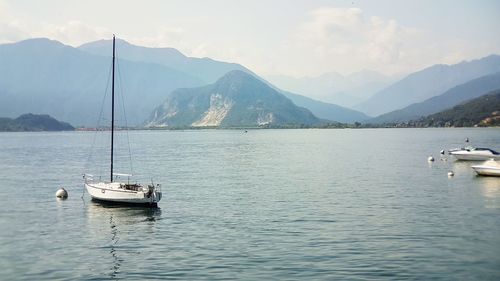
top-left (0, 113), bottom-right (74, 131)
top-left (369, 71), bottom-right (500, 123)
top-left (1, 38), bottom-right (364, 127)
top-left (146, 70), bottom-right (321, 127)
top-left (79, 39), bottom-right (253, 84)
top-left (266, 70), bottom-right (395, 108)
top-left (415, 90), bottom-right (500, 127)
top-left (281, 91), bottom-right (369, 123)
top-left (355, 55), bottom-right (500, 116)
top-left (0, 38), bottom-right (205, 126)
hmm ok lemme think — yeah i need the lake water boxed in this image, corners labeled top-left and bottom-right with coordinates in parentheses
top-left (0, 128), bottom-right (499, 280)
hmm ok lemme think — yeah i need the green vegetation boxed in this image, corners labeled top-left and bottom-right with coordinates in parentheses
top-left (415, 90), bottom-right (500, 127)
top-left (364, 91), bottom-right (500, 128)
top-left (0, 114), bottom-right (74, 131)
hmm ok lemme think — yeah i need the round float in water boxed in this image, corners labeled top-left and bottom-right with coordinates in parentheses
top-left (56, 188), bottom-right (68, 199)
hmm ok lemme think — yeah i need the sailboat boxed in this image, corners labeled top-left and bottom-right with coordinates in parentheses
top-left (84, 35), bottom-right (162, 207)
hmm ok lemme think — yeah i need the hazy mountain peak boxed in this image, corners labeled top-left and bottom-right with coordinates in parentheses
top-left (4, 38), bottom-right (70, 50)
top-left (78, 39), bottom-right (251, 84)
top-left (79, 38), bottom-right (186, 59)
top-left (215, 70), bottom-right (256, 86)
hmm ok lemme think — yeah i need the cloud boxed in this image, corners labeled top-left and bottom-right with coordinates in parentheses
top-left (0, 1), bottom-right (111, 46)
top-left (279, 7), bottom-right (427, 76)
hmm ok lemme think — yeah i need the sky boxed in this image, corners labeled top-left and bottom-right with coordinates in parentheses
top-left (1, 0), bottom-right (499, 77)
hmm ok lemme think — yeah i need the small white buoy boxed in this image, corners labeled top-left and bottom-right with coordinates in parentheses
top-left (440, 149), bottom-right (445, 155)
top-left (56, 188), bottom-right (68, 199)
top-left (448, 171), bottom-right (454, 177)
top-left (428, 156), bottom-right (435, 162)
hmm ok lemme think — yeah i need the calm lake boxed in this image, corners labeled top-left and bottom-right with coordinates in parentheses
top-left (0, 128), bottom-right (499, 280)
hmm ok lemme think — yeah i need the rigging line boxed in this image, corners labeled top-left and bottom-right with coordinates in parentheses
top-left (116, 58), bottom-right (134, 174)
top-left (84, 61), bottom-right (113, 173)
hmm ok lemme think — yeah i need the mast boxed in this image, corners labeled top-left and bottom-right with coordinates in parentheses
top-left (111, 35), bottom-right (115, 182)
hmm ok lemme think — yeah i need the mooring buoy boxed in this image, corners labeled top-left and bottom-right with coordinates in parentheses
top-left (56, 188), bottom-right (68, 199)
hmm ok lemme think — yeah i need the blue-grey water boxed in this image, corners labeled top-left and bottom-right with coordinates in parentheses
top-left (0, 128), bottom-right (499, 280)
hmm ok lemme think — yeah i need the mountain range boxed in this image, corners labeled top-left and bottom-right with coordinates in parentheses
top-left (146, 70), bottom-right (321, 127)
top-left (281, 91), bottom-right (369, 123)
top-left (0, 38), bottom-right (206, 126)
top-left (79, 39), bottom-right (252, 84)
top-left (369, 71), bottom-right (500, 123)
top-left (356, 55), bottom-right (500, 116)
top-left (1, 38), bottom-right (499, 128)
top-left (0, 38), bottom-right (367, 126)
top-left (266, 70), bottom-right (395, 108)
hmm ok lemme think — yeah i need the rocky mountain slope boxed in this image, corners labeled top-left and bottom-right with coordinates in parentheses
top-left (146, 70), bottom-right (322, 127)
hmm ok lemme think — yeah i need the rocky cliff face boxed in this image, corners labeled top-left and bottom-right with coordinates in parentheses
top-left (146, 70), bottom-right (321, 127)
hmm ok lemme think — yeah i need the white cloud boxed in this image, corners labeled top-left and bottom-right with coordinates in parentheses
top-left (0, 1), bottom-right (111, 46)
top-left (277, 7), bottom-right (429, 76)
top-left (274, 6), bottom-right (500, 77)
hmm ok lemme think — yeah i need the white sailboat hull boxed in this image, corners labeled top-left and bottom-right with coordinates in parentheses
top-left (85, 182), bottom-right (162, 206)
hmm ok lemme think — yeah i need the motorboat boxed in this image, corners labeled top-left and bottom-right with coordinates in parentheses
top-left (84, 36), bottom-right (162, 207)
top-left (449, 147), bottom-right (500, 161)
top-left (472, 159), bottom-right (500, 177)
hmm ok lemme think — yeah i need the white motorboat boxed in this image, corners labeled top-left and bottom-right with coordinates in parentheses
top-left (472, 159), bottom-right (500, 177)
top-left (449, 147), bottom-right (500, 161)
top-left (84, 36), bottom-right (162, 207)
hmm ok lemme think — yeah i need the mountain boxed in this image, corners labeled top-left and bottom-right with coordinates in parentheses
top-left (0, 113), bottom-right (74, 131)
top-left (281, 91), bottom-right (370, 123)
top-left (146, 70), bottom-right (321, 127)
top-left (79, 39), bottom-right (252, 84)
top-left (414, 90), bottom-right (500, 127)
top-left (355, 55), bottom-right (500, 116)
top-left (369, 72), bottom-right (500, 123)
top-left (0, 38), bottom-right (204, 126)
top-left (265, 70), bottom-right (395, 107)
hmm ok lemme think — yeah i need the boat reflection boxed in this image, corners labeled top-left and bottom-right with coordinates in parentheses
top-left (474, 176), bottom-right (500, 209)
top-left (86, 201), bottom-right (162, 225)
top-left (86, 202), bottom-right (162, 279)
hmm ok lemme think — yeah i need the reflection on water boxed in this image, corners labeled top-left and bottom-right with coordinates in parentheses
top-left (86, 202), bottom-right (162, 224)
top-left (476, 177), bottom-right (500, 208)
top-left (86, 203), bottom-right (162, 279)
top-left (109, 214), bottom-right (120, 279)
top-left (452, 160), bottom-right (476, 174)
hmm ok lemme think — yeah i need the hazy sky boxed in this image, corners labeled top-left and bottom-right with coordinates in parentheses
top-left (1, 0), bottom-right (499, 77)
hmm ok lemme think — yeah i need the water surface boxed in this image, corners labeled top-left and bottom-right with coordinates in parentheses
top-left (0, 128), bottom-right (499, 280)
